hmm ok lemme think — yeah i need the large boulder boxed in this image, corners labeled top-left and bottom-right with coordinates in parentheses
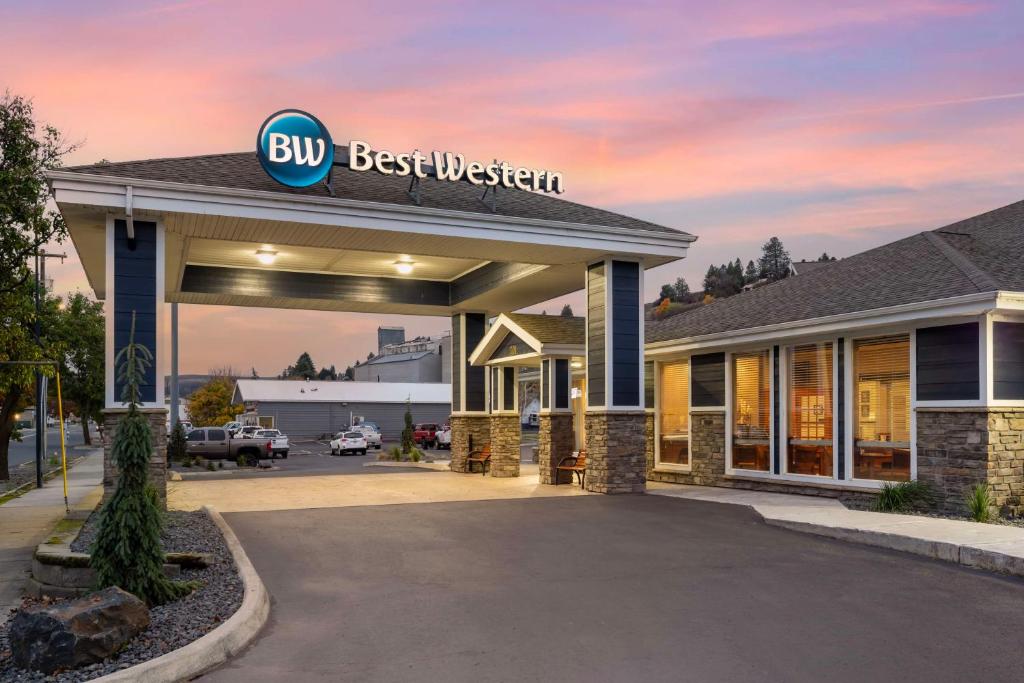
top-left (9, 586), bottom-right (150, 674)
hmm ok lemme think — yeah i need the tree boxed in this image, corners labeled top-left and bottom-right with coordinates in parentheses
top-left (758, 237), bottom-right (791, 282)
top-left (167, 421), bottom-right (187, 462)
top-left (0, 93), bottom-right (73, 481)
top-left (672, 277), bottom-right (690, 302)
top-left (53, 293), bottom-right (104, 445)
top-left (279, 352), bottom-right (316, 380)
top-left (657, 283), bottom-right (676, 305)
top-left (400, 399), bottom-right (414, 454)
top-left (701, 265), bottom-right (720, 297)
top-left (317, 365), bottom-right (337, 381)
top-left (187, 377), bottom-right (242, 427)
top-left (743, 259), bottom-right (759, 284)
top-left (818, 252), bottom-right (837, 262)
top-left (344, 365), bottom-right (355, 380)
top-left (90, 315), bottom-right (193, 605)
top-left (560, 304), bottom-right (574, 318)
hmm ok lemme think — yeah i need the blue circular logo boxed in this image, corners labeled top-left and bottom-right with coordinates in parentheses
top-left (256, 110), bottom-right (334, 187)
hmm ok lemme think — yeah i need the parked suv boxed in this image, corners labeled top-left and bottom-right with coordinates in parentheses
top-left (330, 431), bottom-right (367, 456)
top-left (185, 427), bottom-right (269, 462)
top-left (352, 425), bottom-right (382, 450)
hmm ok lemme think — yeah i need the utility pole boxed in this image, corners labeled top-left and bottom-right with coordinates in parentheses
top-left (33, 248), bottom-right (67, 488)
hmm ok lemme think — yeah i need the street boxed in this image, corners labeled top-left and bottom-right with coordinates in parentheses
top-left (6, 424), bottom-right (87, 470)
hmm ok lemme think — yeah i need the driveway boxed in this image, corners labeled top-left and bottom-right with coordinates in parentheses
top-left (202, 495), bottom-right (1024, 682)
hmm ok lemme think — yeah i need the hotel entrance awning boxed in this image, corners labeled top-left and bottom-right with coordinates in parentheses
top-left (49, 150), bottom-right (694, 317)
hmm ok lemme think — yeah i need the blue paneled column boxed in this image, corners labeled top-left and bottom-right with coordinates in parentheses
top-left (449, 312), bottom-right (491, 472)
top-left (584, 259), bottom-right (647, 493)
top-left (103, 218), bottom-right (169, 505)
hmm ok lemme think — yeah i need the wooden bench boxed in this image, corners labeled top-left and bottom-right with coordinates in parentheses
top-left (555, 449), bottom-right (586, 487)
top-left (466, 444), bottom-right (491, 475)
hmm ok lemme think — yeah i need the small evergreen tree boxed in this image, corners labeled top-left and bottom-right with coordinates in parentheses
top-left (168, 421), bottom-right (187, 461)
top-left (560, 304), bottom-right (574, 318)
top-left (91, 313), bottom-right (194, 606)
top-left (400, 398), bottom-right (414, 453)
top-left (743, 259), bottom-right (759, 284)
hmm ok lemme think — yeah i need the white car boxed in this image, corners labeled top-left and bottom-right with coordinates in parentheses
top-left (352, 425), bottom-right (382, 449)
top-left (436, 425), bottom-right (451, 449)
top-left (255, 429), bottom-right (289, 458)
top-left (330, 431), bottom-right (367, 456)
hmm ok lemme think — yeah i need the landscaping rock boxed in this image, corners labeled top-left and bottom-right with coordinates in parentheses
top-left (9, 587), bottom-right (150, 674)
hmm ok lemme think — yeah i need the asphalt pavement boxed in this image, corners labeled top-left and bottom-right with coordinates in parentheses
top-left (205, 494), bottom-right (1024, 683)
top-left (7, 424), bottom-right (87, 470)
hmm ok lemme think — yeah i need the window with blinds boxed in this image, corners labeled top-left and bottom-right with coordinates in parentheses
top-left (787, 342), bottom-right (833, 477)
top-left (658, 360), bottom-right (689, 466)
top-left (732, 350), bottom-right (771, 471)
top-left (853, 335), bottom-right (911, 481)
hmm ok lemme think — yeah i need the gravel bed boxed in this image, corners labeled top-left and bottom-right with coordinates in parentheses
top-left (0, 510), bottom-right (243, 681)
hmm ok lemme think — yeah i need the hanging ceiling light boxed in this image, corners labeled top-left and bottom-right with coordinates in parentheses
top-left (255, 247), bottom-right (278, 265)
top-left (394, 259), bottom-right (415, 275)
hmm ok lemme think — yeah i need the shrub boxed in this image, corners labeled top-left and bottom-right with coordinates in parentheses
top-left (872, 480), bottom-right (933, 513)
top-left (966, 483), bottom-right (993, 522)
top-left (217, 460), bottom-right (223, 469)
top-left (90, 313), bottom-right (195, 606)
top-left (206, 460), bottom-right (215, 471)
top-left (400, 399), bottom-right (414, 454)
top-left (168, 422), bottom-right (187, 461)
top-left (182, 457), bottom-right (192, 468)
top-left (390, 446), bottom-right (403, 462)
top-left (410, 448), bottom-right (423, 463)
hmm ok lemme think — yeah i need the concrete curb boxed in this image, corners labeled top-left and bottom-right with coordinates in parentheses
top-left (92, 505), bottom-right (270, 682)
top-left (362, 460), bottom-right (451, 471)
top-left (763, 517), bottom-right (1024, 577)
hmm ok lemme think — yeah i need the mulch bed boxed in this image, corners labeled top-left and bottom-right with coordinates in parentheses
top-left (0, 510), bottom-right (243, 681)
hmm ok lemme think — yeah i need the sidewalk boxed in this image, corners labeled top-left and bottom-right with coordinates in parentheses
top-left (0, 450), bottom-right (103, 624)
top-left (648, 482), bottom-right (1024, 577)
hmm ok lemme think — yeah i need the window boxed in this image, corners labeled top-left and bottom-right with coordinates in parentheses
top-left (853, 335), bottom-right (911, 481)
top-left (187, 430), bottom-right (205, 442)
top-left (207, 429), bottom-right (227, 441)
top-left (658, 360), bottom-right (689, 466)
top-left (732, 350), bottom-right (771, 471)
top-left (787, 343), bottom-right (833, 477)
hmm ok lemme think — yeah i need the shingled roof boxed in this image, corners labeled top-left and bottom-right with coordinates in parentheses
top-left (63, 150), bottom-right (688, 236)
top-left (506, 313), bottom-right (586, 345)
top-left (647, 199), bottom-right (1024, 344)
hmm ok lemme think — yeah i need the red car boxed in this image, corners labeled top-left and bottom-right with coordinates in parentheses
top-left (412, 423), bottom-right (440, 449)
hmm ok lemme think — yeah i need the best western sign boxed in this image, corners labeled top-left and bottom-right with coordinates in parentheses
top-left (257, 110), bottom-right (564, 194)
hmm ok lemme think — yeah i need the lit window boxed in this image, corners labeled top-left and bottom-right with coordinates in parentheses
top-left (732, 350), bottom-right (771, 471)
top-left (787, 342), bottom-right (833, 477)
top-left (853, 335), bottom-right (911, 481)
top-left (658, 360), bottom-right (689, 466)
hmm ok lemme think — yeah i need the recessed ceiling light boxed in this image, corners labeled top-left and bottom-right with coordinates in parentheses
top-left (394, 259), bottom-right (415, 275)
top-left (255, 247), bottom-right (278, 265)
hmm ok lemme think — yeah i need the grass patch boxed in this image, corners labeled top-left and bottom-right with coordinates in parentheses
top-left (965, 483), bottom-right (993, 523)
top-left (872, 480), bottom-right (933, 513)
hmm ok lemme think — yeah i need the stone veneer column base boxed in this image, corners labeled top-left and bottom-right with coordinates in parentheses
top-left (538, 413), bottom-right (575, 484)
top-left (102, 408), bottom-right (169, 510)
top-left (449, 415), bottom-right (491, 473)
top-left (584, 411), bottom-right (647, 493)
top-left (917, 407), bottom-right (1024, 516)
top-left (489, 414), bottom-right (521, 478)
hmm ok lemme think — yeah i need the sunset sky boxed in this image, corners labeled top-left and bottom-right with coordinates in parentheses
top-left (4, 0), bottom-right (1024, 376)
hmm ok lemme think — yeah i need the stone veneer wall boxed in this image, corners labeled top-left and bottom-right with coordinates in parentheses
top-left (449, 415), bottom-right (491, 473)
top-left (102, 408), bottom-right (168, 509)
top-left (917, 408), bottom-right (1024, 516)
top-left (488, 414), bottom-right (521, 478)
top-left (538, 413), bottom-right (575, 484)
top-left (584, 411), bottom-right (647, 493)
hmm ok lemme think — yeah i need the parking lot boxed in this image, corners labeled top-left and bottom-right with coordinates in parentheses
top-left (171, 438), bottom-right (447, 481)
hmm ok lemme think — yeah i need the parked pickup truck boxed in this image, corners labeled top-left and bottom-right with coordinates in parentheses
top-left (254, 428), bottom-right (289, 458)
top-left (185, 427), bottom-right (270, 463)
top-left (413, 423), bottom-right (440, 449)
